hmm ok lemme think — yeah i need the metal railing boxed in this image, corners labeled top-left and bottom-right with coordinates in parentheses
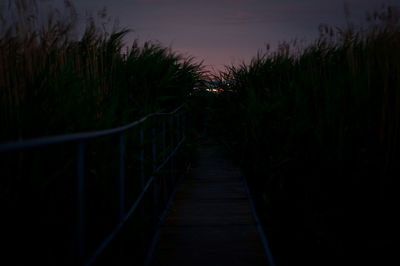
top-left (0, 105), bottom-right (186, 265)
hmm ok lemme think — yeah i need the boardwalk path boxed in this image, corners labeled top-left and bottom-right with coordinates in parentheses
top-left (150, 139), bottom-right (269, 266)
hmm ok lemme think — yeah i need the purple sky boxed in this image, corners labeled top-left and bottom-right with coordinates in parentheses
top-left (10, 0), bottom-right (399, 73)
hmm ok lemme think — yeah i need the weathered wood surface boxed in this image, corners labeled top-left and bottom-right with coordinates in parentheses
top-left (150, 140), bottom-right (268, 266)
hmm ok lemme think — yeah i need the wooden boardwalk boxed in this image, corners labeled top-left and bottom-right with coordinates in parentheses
top-left (150, 139), bottom-right (269, 266)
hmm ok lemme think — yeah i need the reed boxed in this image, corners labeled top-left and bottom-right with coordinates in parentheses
top-left (0, 1), bottom-right (204, 264)
top-left (209, 5), bottom-right (398, 265)
top-left (0, 0), bottom-right (204, 141)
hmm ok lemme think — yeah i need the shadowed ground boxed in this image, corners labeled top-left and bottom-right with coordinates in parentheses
top-left (150, 139), bottom-right (268, 266)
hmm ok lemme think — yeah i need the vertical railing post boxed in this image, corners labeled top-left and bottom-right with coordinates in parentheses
top-left (119, 133), bottom-right (125, 222)
top-left (162, 120), bottom-right (166, 162)
top-left (152, 126), bottom-right (158, 219)
top-left (140, 127), bottom-right (145, 217)
top-left (176, 113), bottom-right (180, 143)
top-left (118, 133), bottom-right (125, 260)
top-left (182, 112), bottom-right (186, 138)
top-left (170, 116), bottom-right (174, 185)
top-left (77, 141), bottom-right (85, 265)
top-left (162, 120), bottom-right (168, 204)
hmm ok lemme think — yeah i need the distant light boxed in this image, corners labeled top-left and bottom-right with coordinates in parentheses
top-left (205, 87), bottom-right (224, 94)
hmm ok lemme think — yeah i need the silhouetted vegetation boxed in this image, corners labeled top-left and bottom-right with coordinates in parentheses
top-left (0, 0), bottom-right (203, 141)
top-left (1, 1), bottom-right (203, 265)
top-left (206, 5), bottom-right (398, 265)
top-left (2, 1), bottom-right (398, 265)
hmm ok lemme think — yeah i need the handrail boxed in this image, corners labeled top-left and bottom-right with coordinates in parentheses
top-left (85, 136), bottom-right (185, 266)
top-left (241, 169), bottom-right (276, 266)
top-left (0, 105), bottom-right (183, 152)
top-left (0, 104), bottom-right (187, 265)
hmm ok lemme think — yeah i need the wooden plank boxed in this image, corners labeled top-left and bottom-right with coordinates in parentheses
top-left (150, 142), bottom-right (269, 266)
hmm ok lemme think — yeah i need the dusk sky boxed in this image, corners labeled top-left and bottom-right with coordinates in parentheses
top-left (10, 0), bottom-right (399, 73)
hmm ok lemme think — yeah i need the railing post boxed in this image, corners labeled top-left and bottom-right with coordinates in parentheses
top-left (77, 141), bottom-right (85, 265)
top-left (152, 127), bottom-right (158, 219)
top-left (170, 116), bottom-right (174, 185)
top-left (182, 112), bottom-right (186, 138)
top-left (162, 120), bottom-right (166, 162)
top-left (119, 133), bottom-right (125, 222)
top-left (176, 113), bottom-right (180, 143)
top-left (140, 127), bottom-right (145, 217)
top-left (162, 120), bottom-right (168, 204)
top-left (118, 133), bottom-right (126, 260)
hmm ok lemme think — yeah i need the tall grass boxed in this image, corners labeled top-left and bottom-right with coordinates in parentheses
top-left (0, 1), bottom-right (204, 264)
top-left (209, 5), bottom-right (398, 265)
top-left (0, 0), bottom-right (204, 141)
